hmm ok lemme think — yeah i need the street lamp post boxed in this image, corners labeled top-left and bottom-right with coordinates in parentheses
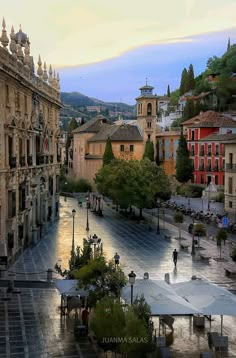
top-left (86, 197), bottom-right (89, 231)
top-left (72, 209), bottom-right (76, 266)
top-left (128, 270), bottom-right (136, 305)
top-left (191, 218), bottom-right (195, 256)
top-left (156, 198), bottom-right (161, 235)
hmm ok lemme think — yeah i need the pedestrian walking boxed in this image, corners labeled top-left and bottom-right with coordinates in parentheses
top-left (81, 306), bottom-right (89, 327)
top-left (114, 252), bottom-right (120, 266)
top-left (172, 249), bottom-right (178, 267)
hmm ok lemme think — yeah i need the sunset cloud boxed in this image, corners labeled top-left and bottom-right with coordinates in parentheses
top-left (1, 0), bottom-right (236, 67)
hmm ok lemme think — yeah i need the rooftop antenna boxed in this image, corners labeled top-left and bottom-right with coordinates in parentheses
top-left (146, 77), bottom-right (148, 85)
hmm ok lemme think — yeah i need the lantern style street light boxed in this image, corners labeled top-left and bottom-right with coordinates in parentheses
top-left (128, 270), bottom-right (136, 304)
top-left (71, 209), bottom-right (76, 266)
top-left (156, 198), bottom-right (161, 235)
top-left (191, 218), bottom-right (195, 256)
top-left (86, 197), bottom-right (90, 231)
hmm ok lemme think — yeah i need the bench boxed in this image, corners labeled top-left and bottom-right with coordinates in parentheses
top-left (179, 241), bottom-right (190, 250)
top-left (224, 264), bottom-right (236, 277)
top-left (199, 253), bottom-right (211, 262)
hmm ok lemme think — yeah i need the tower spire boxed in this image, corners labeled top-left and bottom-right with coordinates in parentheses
top-left (0, 17), bottom-right (9, 50)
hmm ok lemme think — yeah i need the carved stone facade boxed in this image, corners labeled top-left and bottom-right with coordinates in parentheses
top-left (0, 19), bottom-right (61, 265)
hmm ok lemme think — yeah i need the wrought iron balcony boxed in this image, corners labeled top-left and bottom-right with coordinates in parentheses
top-left (9, 156), bottom-right (16, 169)
top-left (20, 155), bottom-right (25, 167)
top-left (27, 155), bottom-right (33, 166)
top-left (226, 163), bottom-right (236, 172)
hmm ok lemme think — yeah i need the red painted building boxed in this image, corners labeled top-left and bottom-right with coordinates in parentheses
top-left (182, 111), bottom-right (236, 187)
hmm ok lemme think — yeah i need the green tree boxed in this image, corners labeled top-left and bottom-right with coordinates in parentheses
top-left (95, 159), bottom-right (171, 217)
top-left (179, 68), bottom-right (188, 95)
top-left (174, 211), bottom-right (184, 239)
top-left (90, 297), bottom-right (153, 356)
top-left (167, 84), bottom-right (171, 97)
top-left (183, 98), bottom-right (195, 120)
top-left (176, 133), bottom-right (193, 184)
top-left (227, 37), bottom-right (231, 52)
top-left (103, 137), bottom-right (115, 166)
top-left (90, 297), bottom-right (126, 352)
top-left (74, 255), bottom-right (127, 306)
top-left (187, 64), bottom-right (195, 91)
top-left (170, 88), bottom-right (180, 106)
top-left (216, 228), bottom-right (227, 260)
top-left (216, 228), bottom-right (227, 246)
top-left (143, 140), bottom-right (154, 161)
top-left (193, 223), bottom-right (206, 248)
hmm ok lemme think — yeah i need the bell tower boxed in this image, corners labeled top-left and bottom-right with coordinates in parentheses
top-left (136, 82), bottom-right (158, 153)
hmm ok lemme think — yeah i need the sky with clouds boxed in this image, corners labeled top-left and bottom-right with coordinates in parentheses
top-left (1, 0), bottom-right (236, 103)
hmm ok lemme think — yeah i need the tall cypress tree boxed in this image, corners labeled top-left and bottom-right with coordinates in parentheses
top-left (143, 139), bottom-right (154, 161)
top-left (179, 68), bottom-right (188, 95)
top-left (176, 133), bottom-right (193, 183)
top-left (227, 37), bottom-right (231, 52)
top-left (183, 99), bottom-right (195, 120)
top-left (187, 64), bottom-right (195, 91)
top-left (167, 84), bottom-right (171, 97)
top-left (103, 137), bottom-right (115, 166)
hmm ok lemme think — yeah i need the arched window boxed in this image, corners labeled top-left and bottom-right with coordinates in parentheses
top-left (147, 103), bottom-right (152, 115)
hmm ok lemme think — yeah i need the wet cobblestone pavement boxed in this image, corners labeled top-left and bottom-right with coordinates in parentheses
top-left (1, 196), bottom-right (236, 357)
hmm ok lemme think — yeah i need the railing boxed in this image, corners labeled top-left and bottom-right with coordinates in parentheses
top-left (199, 165), bottom-right (204, 171)
top-left (9, 156), bottom-right (16, 169)
top-left (226, 163), bottom-right (236, 171)
top-left (213, 166), bottom-right (219, 172)
top-left (27, 155), bottom-right (33, 166)
top-left (199, 150), bottom-right (204, 156)
top-left (20, 155), bottom-right (25, 167)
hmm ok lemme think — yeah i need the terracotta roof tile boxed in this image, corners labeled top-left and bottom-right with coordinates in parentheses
top-left (88, 124), bottom-right (143, 142)
top-left (73, 115), bottom-right (112, 133)
top-left (182, 111), bottom-right (236, 128)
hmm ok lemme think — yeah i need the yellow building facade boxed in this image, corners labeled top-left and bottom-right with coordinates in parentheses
top-left (72, 84), bottom-right (159, 187)
top-left (0, 19), bottom-right (61, 265)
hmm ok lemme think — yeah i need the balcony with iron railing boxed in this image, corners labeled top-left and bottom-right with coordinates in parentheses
top-left (225, 163), bottom-right (236, 172)
top-left (213, 165), bottom-right (219, 172)
top-left (9, 156), bottom-right (16, 169)
top-left (205, 165), bottom-right (211, 171)
top-left (27, 155), bottom-right (33, 166)
top-left (20, 155), bottom-right (25, 167)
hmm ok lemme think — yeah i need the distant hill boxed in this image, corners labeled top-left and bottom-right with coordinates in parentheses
top-left (60, 91), bottom-right (135, 113)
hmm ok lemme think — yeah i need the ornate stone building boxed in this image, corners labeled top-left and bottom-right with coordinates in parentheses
top-left (0, 18), bottom-right (61, 265)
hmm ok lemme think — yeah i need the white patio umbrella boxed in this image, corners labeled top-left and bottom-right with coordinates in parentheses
top-left (171, 279), bottom-right (232, 298)
top-left (54, 279), bottom-right (92, 296)
top-left (200, 294), bottom-right (236, 335)
top-left (184, 293), bottom-right (236, 335)
top-left (148, 293), bottom-right (200, 316)
top-left (121, 279), bottom-right (177, 304)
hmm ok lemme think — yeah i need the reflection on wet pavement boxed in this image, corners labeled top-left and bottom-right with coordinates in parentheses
top-left (3, 196), bottom-right (236, 357)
